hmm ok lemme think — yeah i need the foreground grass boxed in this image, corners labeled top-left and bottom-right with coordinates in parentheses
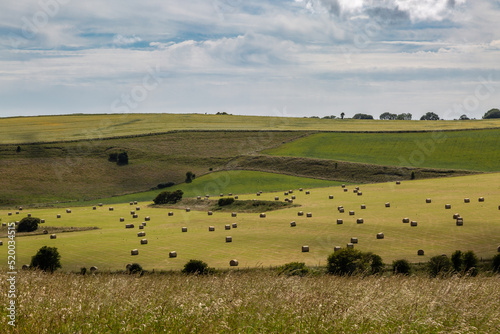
top-left (1, 270), bottom-right (499, 333)
top-left (264, 129), bottom-right (500, 172)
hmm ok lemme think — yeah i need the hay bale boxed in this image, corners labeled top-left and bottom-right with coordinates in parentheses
top-left (329, 195), bottom-right (334, 199)
top-left (226, 236), bottom-right (232, 243)
top-left (140, 239), bottom-right (148, 245)
top-left (291, 195), bottom-right (296, 200)
top-left (343, 189), bottom-right (348, 192)
top-left (230, 259), bottom-right (239, 267)
top-left (464, 198), bottom-right (470, 203)
top-left (98, 203), bottom-right (103, 207)
top-left (351, 237), bottom-right (358, 244)
top-left (445, 204), bottom-right (451, 209)
top-left (208, 211), bottom-right (213, 216)
top-left (50, 234), bottom-right (56, 239)
top-left (137, 232), bottom-right (146, 237)
top-left (120, 217), bottom-right (125, 222)
top-left (275, 196), bottom-right (279, 201)
top-left (410, 221), bottom-right (418, 227)
top-left (334, 246), bottom-right (341, 252)
top-left (130, 202), bottom-right (133, 205)
top-left (337, 219), bottom-right (343, 225)
top-left (8, 212), bottom-right (12, 216)
top-left (197, 196), bottom-right (202, 200)
top-left (347, 243), bottom-right (354, 249)
top-left (234, 195), bottom-right (239, 199)
top-left (220, 193), bottom-right (224, 197)
top-left (417, 249), bottom-right (424, 256)
top-left (109, 207), bottom-right (114, 211)
top-left (15, 221), bottom-right (19, 225)
top-left (182, 227), bottom-right (188, 232)
top-left (289, 190), bottom-right (293, 194)
top-left (168, 212), bottom-right (174, 216)
top-left (141, 222), bottom-right (146, 227)
top-left (376, 232), bottom-right (384, 239)
top-left (338, 206), bottom-right (343, 210)
top-left (298, 211), bottom-right (304, 216)
top-left (225, 225), bottom-right (231, 230)
top-left (209, 226), bottom-right (215, 231)
top-left (342, 184), bottom-right (346, 188)
top-left (228, 193), bottom-right (233, 196)
top-left (169, 251), bottom-right (177, 258)
top-left (130, 211), bottom-right (135, 215)
top-left (339, 208), bottom-right (345, 213)
top-left (497, 245), bottom-right (500, 252)
top-left (456, 218), bottom-right (463, 226)
top-left (134, 201), bottom-right (138, 205)
top-left (139, 225), bottom-right (144, 230)
top-left (256, 193), bottom-right (261, 196)
top-left (22, 265), bottom-right (29, 270)
top-left (145, 216), bottom-right (150, 221)
top-left (260, 213), bottom-right (266, 218)
top-left (402, 218), bottom-right (410, 223)
top-left (90, 266), bottom-right (98, 272)
top-left (93, 206), bottom-right (96, 210)
top-left (478, 197), bottom-right (485, 202)
top-left (231, 212), bottom-right (237, 217)
top-left (356, 218), bottom-right (364, 224)
top-left (299, 188), bottom-right (303, 191)
top-left (361, 204), bottom-right (366, 209)
top-left (131, 249), bottom-right (139, 256)
top-left (396, 181), bottom-right (401, 185)
top-left (133, 214), bottom-right (138, 219)
top-left (385, 202), bottom-right (390, 208)
top-left (43, 230), bottom-right (48, 234)
top-left (0, 241), bottom-right (2, 245)
top-left (284, 192), bottom-right (288, 196)
top-left (349, 210), bottom-right (355, 216)
top-left (18, 207), bottom-right (23, 211)
top-left (57, 214), bottom-right (61, 218)
top-left (357, 192), bottom-right (363, 196)
top-left (426, 198), bottom-right (431, 203)
top-left (306, 212), bottom-right (312, 218)
top-left (40, 219), bottom-right (45, 224)
top-left (453, 213), bottom-right (460, 219)
top-left (290, 221), bottom-right (296, 227)
top-left (232, 223), bottom-right (237, 228)
top-left (27, 213), bottom-right (32, 217)
top-left (353, 189), bottom-right (358, 193)
top-left (125, 224), bottom-right (134, 228)
top-left (1, 223), bottom-right (5, 227)
top-left (15, 211), bottom-right (19, 215)
top-left (302, 246), bottom-right (309, 252)
top-left (305, 191), bottom-right (310, 195)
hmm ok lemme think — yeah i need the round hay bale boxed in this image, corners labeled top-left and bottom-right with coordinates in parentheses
top-left (93, 206), bottom-right (96, 210)
top-left (134, 201), bottom-right (138, 205)
top-left (0, 241), bottom-right (2, 245)
top-left (385, 203), bottom-right (390, 208)
top-left (284, 192), bottom-right (288, 196)
top-left (456, 218), bottom-right (463, 226)
top-left (231, 212), bottom-right (237, 217)
top-left (56, 214), bottom-right (61, 219)
top-left (145, 216), bottom-right (150, 221)
top-left (130, 211), bottom-right (135, 215)
top-left (1, 223), bottom-right (5, 227)
top-left (40, 219), bottom-right (45, 224)
top-left (305, 191), bottom-right (310, 195)
top-left (220, 193), bottom-right (224, 197)
top-left (417, 249), bottom-right (424, 256)
top-left (275, 197), bottom-right (279, 201)
top-left (343, 189), bottom-right (348, 192)
top-left (225, 225), bottom-right (231, 230)
top-left (356, 218), bottom-right (364, 224)
top-left (260, 213), bottom-right (266, 218)
top-left (125, 224), bottom-right (134, 228)
top-left (355, 186), bottom-right (359, 190)
top-left (109, 207), bottom-right (114, 211)
top-left (209, 226), bottom-right (215, 231)
top-left (361, 204), bottom-right (366, 209)
top-left (228, 193), bottom-right (233, 196)
top-left (27, 213), bottom-right (32, 217)
top-left (90, 266), bottom-right (98, 272)
top-left (410, 221), bottom-right (418, 227)
top-left (306, 212), bottom-right (312, 218)
top-left (230, 259), bottom-right (239, 267)
top-left (98, 203), bottom-right (103, 207)
top-left (342, 184), bottom-right (346, 188)
top-left (131, 249), bottom-right (139, 256)
top-left (18, 207), bottom-right (23, 211)
top-left (351, 237), bottom-right (358, 244)
top-left (445, 204), bottom-right (451, 209)
top-left (168, 212), bottom-right (174, 216)
top-left (297, 211), bottom-right (304, 216)
top-left (139, 225), bottom-right (144, 230)
top-left (357, 192), bottom-right (363, 196)
top-left (453, 213), bottom-right (460, 219)
top-left (182, 227), bottom-right (188, 232)
top-left (334, 246), bottom-right (341, 252)
top-left (169, 251), bottom-right (177, 258)
top-left (15, 211), bottom-right (19, 215)
top-left (50, 234), bottom-right (56, 239)
top-left (137, 232), bottom-right (146, 237)
top-left (299, 188), bottom-right (303, 191)
top-left (66, 209), bottom-right (71, 214)
top-left (232, 223), bottom-right (237, 228)
top-left (396, 181), bottom-right (401, 185)
top-left (130, 202), bottom-right (133, 205)
top-left (338, 206), bottom-right (343, 210)
top-left (120, 217), bottom-right (125, 222)
top-left (464, 198), bottom-right (470, 203)
top-left (289, 190), bottom-right (293, 194)
top-left (8, 212), bottom-right (12, 216)
top-left (339, 208), bottom-right (345, 213)
top-left (197, 196), bottom-right (202, 200)
top-left (497, 245), bottom-right (500, 252)
top-left (402, 218), bottom-right (410, 223)
top-left (337, 219), bottom-right (343, 225)
top-left (347, 243), bottom-right (354, 249)
top-left (140, 239), bottom-right (148, 245)
top-left (478, 197), bottom-right (485, 202)
top-left (133, 214), bottom-right (138, 219)
top-left (290, 221), bottom-right (296, 227)
top-left (349, 211), bottom-right (355, 216)
top-left (256, 193), bottom-right (261, 196)
top-left (291, 195), bottom-right (296, 200)
top-left (376, 232), bottom-right (384, 239)
top-left (234, 195), bottom-right (239, 199)
top-left (15, 221), bottom-right (19, 225)
top-left (426, 198), bottom-right (431, 203)
top-left (226, 236), bottom-right (232, 243)
top-left (141, 222), bottom-right (146, 227)
top-left (43, 230), bottom-right (48, 234)
top-left (302, 245), bottom-right (309, 252)
top-left (208, 211), bottom-right (213, 216)
top-left (22, 264), bottom-right (29, 270)
top-left (329, 195), bottom-right (334, 199)
top-left (353, 189), bottom-right (358, 193)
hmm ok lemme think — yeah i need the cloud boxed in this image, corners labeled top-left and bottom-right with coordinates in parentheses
top-left (112, 35), bottom-right (142, 46)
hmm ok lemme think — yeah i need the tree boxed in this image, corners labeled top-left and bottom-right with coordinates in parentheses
top-left (30, 246), bottom-right (62, 273)
top-left (380, 112), bottom-right (397, 120)
top-left (153, 190), bottom-right (183, 205)
top-left (462, 251), bottom-right (479, 276)
top-left (17, 217), bottom-right (40, 233)
top-left (492, 254), bottom-right (500, 273)
top-left (127, 263), bottom-right (143, 274)
top-left (482, 108), bottom-right (500, 119)
top-left (396, 113), bottom-right (412, 120)
top-left (322, 115), bottom-right (336, 119)
top-left (352, 113), bottom-right (374, 120)
top-left (427, 255), bottom-right (452, 277)
top-left (392, 259), bottom-right (412, 275)
top-left (420, 112), bottom-right (440, 120)
top-left (185, 171), bottom-right (195, 183)
top-left (340, 112), bottom-right (345, 119)
top-left (182, 259), bottom-right (212, 275)
top-left (327, 248), bottom-right (383, 276)
top-left (451, 250), bottom-right (463, 272)
top-left (117, 152), bottom-right (129, 165)
top-left (459, 114), bottom-right (470, 120)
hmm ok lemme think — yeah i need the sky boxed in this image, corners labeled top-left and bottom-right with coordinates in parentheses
top-left (0, 0), bottom-right (499, 120)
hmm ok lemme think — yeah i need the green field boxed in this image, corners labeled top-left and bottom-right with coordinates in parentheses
top-left (263, 130), bottom-right (500, 171)
top-left (2, 113), bottom-right (500, 144)
top-left (2, 172), bottom-right (499, 272)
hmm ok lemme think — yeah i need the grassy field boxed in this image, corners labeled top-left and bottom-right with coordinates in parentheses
top-left (263, 129), bottom-right (500, 172)
top-left (2, 113), bottom-right (500, 144)
top-left (1, 172), bottom-right (499, 272)
top-left (1, 270), bottom-right (499, 333)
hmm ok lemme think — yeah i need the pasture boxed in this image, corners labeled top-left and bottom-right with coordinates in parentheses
top-left (263, 129), bottom-right (500, 172)
top-left (1, 172), bottom-right (499, 272)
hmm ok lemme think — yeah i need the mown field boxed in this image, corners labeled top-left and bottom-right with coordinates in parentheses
top-left (263, 129), bottom-right (500, 172)
top-left (1, 172), bottom-right (499, 272)
top-left (2, 113), bottom-right (500, 144)
top-left (1, 270), bottom-right (499, 333)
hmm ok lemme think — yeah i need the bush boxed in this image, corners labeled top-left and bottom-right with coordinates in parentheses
top-left (352, 113), bottom-right (374, 119)
top-left (392, 259), bottom-right (412, 275)
top-left (427, 255), bottom-right (452, 277)
top-left (462, 251), bottom-right (479, 276)
top-left (157, 182), bottom-right (175, 189)
top-left (492, 254), bottom-right (500, 273)
top-left (17, 217), bottom-right (40, 233)
top-left (182, 259), bottom-right (212, 275)
top-left (30, 246), bottom-right (62, 273)
top-left (80, 267), bottom-right (87, 275)
top-left (108, 152), bottom-right (118, 162)
top-left (153, 190), bottom-right (184, 204)
top-left (117, 152), bottom-right (129, 165)
top-left (483, 108), bottom-right (500, 119)
top-left (420, 112), bottom-right (440, 120)
top-left (451, 250), bottom-right (463, 272)
top-left (277, 262), bottom-right (310, 276)
top-left (218, 197), bottom-right (235, 206)
top-left (368, 253), bottom-right (385, 274)
top-left (128, 263), bottom-right (143, 274)
top-left (185, 171), bottom-right (195, 183)
top-left (327, 248), bottom-right (383, 276)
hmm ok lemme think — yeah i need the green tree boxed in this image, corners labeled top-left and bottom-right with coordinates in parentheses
top-left (420, 112), bottom-right (440, 120)
top-left (462, 251), bottom-right (479, 276)
top-left (482, 108), bottom-right (500, 119)
top-left (30, 246), bottom-right (62, 273)
top-left (117, 152), bottom-right (129, 165)
top-left (128, 263), bottom-right (143, 274)
top-left (340, 112), bottom-right (345, 119)
top-left (396, 113), bottom-right (412, 120)
top-left (182, 259), bottom-right (212, 275)
top-left (352, 113), bottom-right (374, 120)
top-left (185, 171), bottom-right (195, 183)
top-left (153, 190), bottom-right (184, 205)
top-left (17, 217), bottom-right (40, 233)
top-left (459, 114), bottom-right (470, 120)
top-left (427, 255), bottom-right (452, 277)
top-left (492, 254), bottom-right (500, 273)
top-left (392, 259), bottom-right (412, 275)
top-left (379, 112), bottom-right (397, 120)
top-left (327, 248), bottom-right (382, 276)
top-left (451, 250), bottom-right (463, 272)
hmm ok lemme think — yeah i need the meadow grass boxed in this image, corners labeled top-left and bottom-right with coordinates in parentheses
top-left (263, 129), bottom-right (500, 172)
top-left (1, 173), bottom-right (499, 272)
top-left (1, 270), bottom-right (499, 333)
top-left (2, 113), bottom-right (500, 144)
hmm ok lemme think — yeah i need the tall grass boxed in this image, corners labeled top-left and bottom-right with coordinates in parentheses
top-left (1, 270), bottom-right (499, 333)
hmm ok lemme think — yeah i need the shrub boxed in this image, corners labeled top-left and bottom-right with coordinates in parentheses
top-left (128, 263), bottom-right (143, 274)
top-left (352, 113), bottom-right (374, 119)
top-left (277, 262), bottom-right (310, 276)
top-left (80, 267), bottom-right (87, 275)
top-left (451, 250), bottom-right (463, 272)
top-left (185, 171), bottom-right (195, 183)
top-left (16, 146), bottom-right (21, 153)
top-left (17, 217), bottom-right (40, 232)
top-left (218, 197), bottom-right (235, 206)
top-left (420, 112), bottom-right (440, 120)
top-left (117, 152), bottom-right (129, 165)
top-left (427, 255), bottom-right (452, 277)
top-left (153, 190), bottom-right (184, 204)
top-left (368, 253), bottom-right (385, 274)
top-left (182, 259), bottom-right (212, 275)
top-left (327, 248), bottom-right (383, 276)
top-left (108, 152), bottom-right (118, 162)
top-left (157, 182), bottom-right (175, 189)
top-left (462, 251), bottom-right (479, 276)
top-left (392, 259), bottom-right (412, 275)
top-left (30, 246), bottom-right (62, 273)
top-left (411, 171), bottom-right (415, 180)
top-left (492, 254), bottom-right (500, 273)
top-left (483, 108), bottom-right (500, 119)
